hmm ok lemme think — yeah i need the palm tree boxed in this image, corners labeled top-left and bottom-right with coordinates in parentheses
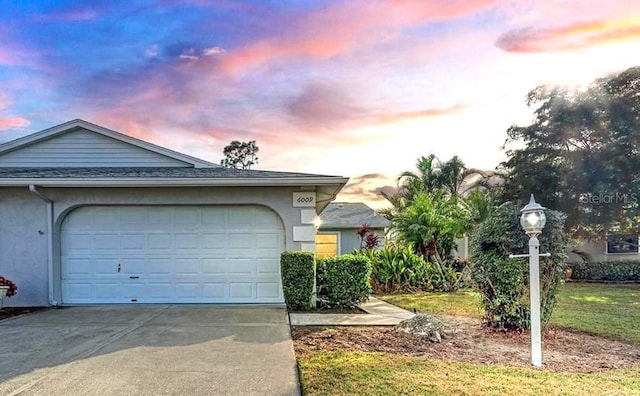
top-left (391, 191), bottom-right (467, 291)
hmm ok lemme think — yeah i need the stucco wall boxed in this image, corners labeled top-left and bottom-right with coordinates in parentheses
top-left (320, 227), bottom-right (386, 255)
top-left (0, 188), bottom-right (49, 306)
top-left (1, 185), bottom-right (312, 306)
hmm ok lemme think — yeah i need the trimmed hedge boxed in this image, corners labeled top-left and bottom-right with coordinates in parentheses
top-left (568, 260), bottom-right (640, 281)
top-left (317, 254), bottom-right (372, 308)
top-left (280, 251), bottom-right (315, 310)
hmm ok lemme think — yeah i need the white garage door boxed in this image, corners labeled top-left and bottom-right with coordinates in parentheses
top-left (61, 205), bottom-right (285, 304)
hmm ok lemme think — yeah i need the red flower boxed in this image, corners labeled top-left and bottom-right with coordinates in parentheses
top-left (0, 276), bottom-right (18, 298)
top-left (356, 224), bottom-right (371, 238)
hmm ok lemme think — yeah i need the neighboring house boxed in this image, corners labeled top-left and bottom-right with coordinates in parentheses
top-left (0, 119), bottom-right (348, 306)
top-left (315, 202), bottom-right (390, 257)
top-left (567, 234), bottom-right (640, 262)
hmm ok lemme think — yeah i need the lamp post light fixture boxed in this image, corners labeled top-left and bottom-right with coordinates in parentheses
top-left (517, 194), bottom-right (548, 368)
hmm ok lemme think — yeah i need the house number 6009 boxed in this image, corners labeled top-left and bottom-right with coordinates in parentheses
top-left (293, 192), bottom-right (316, 207)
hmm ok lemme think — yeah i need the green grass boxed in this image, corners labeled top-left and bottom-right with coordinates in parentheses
top-left (551, 283), bottom-right (640, 343)
top-left (299, 351), bottom-right (640, 396)
top-left (379, 288), bottom-right (483, 318)
top-left (379, 283), bottom-right (640, 344)
top-left (298, 283), bottom-right (640, 395)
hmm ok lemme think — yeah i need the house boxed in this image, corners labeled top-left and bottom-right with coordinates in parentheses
top-left (0, 119), bottom-right (348, 306)
top-left (315, 202), bottom-right (390, 257)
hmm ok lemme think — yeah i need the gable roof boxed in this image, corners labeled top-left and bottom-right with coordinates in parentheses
top-left (319, 202), bottom-right (390, 229)
top-left (0, 119), bottom-right (349, 212)
top-left (0, 119), bottom-right (218, 168)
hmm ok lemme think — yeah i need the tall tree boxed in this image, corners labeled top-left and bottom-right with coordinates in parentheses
top-left (220, 140), bottom-right (259, 169)
top-left (500, 66), bottom-right (640, 237)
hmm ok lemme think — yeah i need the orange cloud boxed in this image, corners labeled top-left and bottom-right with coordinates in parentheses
top-left (372, 104), bottom-right (467, 125)
top-left (497, 17), bottom-right (640, 53)
top-left (337, 173), bottom-right (397, 209)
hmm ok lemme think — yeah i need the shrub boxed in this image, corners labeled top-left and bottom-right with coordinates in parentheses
top-left (470, 203), bottom-right (569, 330)
top-left (366, 245), bottom-right (439, 292)
top-left (0, 275), bottom-right (17, 298)
top-left (317, 254), bottom-right (372, 308)
top-left (280, 251), bottom-right (315, 310)
top-left (567, 260), bottom-right (640, 281)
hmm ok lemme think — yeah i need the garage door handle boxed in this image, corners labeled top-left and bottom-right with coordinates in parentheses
top-left (129, 276), bottom-right (140, 279)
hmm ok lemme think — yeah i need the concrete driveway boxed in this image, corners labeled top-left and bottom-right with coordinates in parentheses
top-left (0, 305), bottom-right (299, 395)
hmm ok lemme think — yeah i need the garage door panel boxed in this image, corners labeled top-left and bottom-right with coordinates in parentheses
top-left (65, 233), bottom-right (92, 250)
top-left (95, 283), bottom-right (119, 299)
top-left (148, 234), bottom-right (172, 249)
top-left (229, 259), bottom-right (255, 274)
top-left (202, 210), bottom-right (226, 226)
top-left (147, 258), bottom-right (173, 275)
top-left (92, 208), bottom-right (119, 228)
top-left (257, 283), bottom-right (280, 299)
top-left (175, 233), bottom-right (200, 249)
top-left (229, 283), bottom-right (253, 299)
top-left (95, 259), bottom-right (117, 275)
top-left (202, 259), bottom-right (227, 274)
top-left (256, 233), bottom-right (279, 248)
top-left (203, 283), bottom-right (226, 299)
top-left (122, 259), bottom-right (145, 274)
top-left (62, 205), bottom-right (284, 304)
top-left (148, 208), bottom-right (172, 225)
top-left (65, 283), bottom-right (92, 300)
top-left (174, 258), bottom-right (200, 274)
top-left (148, 283), bottom-right (174, 299)
top-left (228, 208), bottom-right (253, 226)
top-left (175, 207), bottom-right (200, 226)
top-left (94, 234), bottom-right (119, 250)
top-left (175, 283), bottom-right (200, 298)
top-left (121, 234), bottom-right (145, 249)
top-left (121, 282), bottom-right (144, 299)
top-left (201, 233), bottom-right (227, 249)
top-left (119, 208), bottom-right (147, 227)
top-left (229, 233), bottom-right (252, 249)
top-left (256, 259), bottom-right (279, 274)
top-left (255, 208), bottom-right (278, 224)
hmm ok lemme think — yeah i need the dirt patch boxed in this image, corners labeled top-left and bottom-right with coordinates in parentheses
top-left (292, 314), bottom-right (640, 372)
top-left (0, 307), bottom-right (48, 321)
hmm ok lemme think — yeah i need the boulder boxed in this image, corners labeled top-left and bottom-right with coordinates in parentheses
top-left (395, 314), bottom-right (452, 343)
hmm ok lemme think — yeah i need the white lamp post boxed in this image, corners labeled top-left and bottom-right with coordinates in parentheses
top-left (518, 194), bottom-right (547, 368)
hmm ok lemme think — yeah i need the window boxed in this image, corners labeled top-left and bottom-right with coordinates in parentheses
top-left (606, 234), bottom-right (639, 254)
top-left (315, 233), bottom-right (339, 258)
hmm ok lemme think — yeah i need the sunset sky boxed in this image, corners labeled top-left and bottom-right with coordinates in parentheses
top-left (1, 1), bottom-right (640, 208)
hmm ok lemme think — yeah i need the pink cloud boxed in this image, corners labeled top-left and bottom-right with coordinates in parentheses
top-left (35, 8), bottom-right (99, 22)
top-left (0, 116), bottom-right (29, 130)
top-left (0, 44), bottom-right (37, 67)
top-left (217, 0), bottom-right (501, 74)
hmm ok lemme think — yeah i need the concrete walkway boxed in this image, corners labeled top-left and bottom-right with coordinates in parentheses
top-left (289, 297), bottom-right (415, 326)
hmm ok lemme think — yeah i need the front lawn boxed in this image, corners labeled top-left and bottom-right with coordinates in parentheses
top-left (294, 282), bottom-right (640, 395)
top-left (299, 352), bottom-right (640, 396)
top-left (551, 282), bottom-right (640, 343)
top-left (379, 282), bottom-right (640, 343)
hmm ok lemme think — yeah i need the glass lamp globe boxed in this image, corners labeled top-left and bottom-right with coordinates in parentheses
top-left (520, 194), bottom-right (546, 236)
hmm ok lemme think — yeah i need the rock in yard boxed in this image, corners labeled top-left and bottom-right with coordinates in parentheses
top-left (395, 314), bottom-right (452, 343)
